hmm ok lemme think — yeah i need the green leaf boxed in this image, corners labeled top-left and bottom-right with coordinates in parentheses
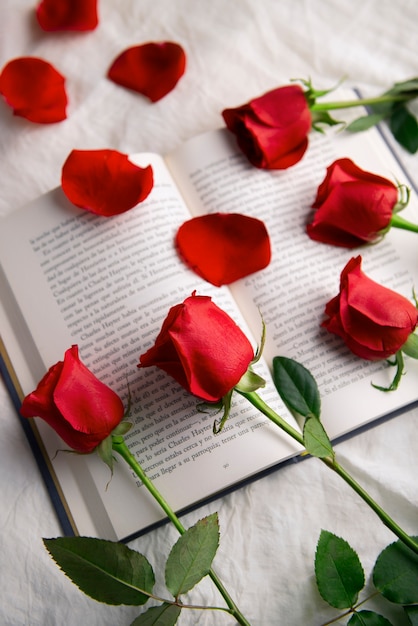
top-left (384, 78), bottom-right (418, 97)
top-left (130, 603), bottom-right (182, 625)
top-left (404, 605), bottom-right (418, 625)
top-left (43, 537), bottom-right (155, 605)
top-left (346, 113), bottom-right (387, 132)
top-left (373, 537), bottom-right (418, 604)
top-left (315, 530), bottom-right (365, 609)
top-left (389, 105), bottom-right (418, 154)
top-left (348, 610), bottom-right (393, 625)
top-left (303, 416), bottom-right (334, 458)
top-left (272, 356), bottom-right (321, 419)
top-left (165, 514), bottom-right (219, 597)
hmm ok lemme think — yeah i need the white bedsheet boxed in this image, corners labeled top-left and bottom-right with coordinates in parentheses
top-left (1, 1), bottom-right (417, 624)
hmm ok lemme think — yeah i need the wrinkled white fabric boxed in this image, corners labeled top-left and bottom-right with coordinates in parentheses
top-left (0, 1), bottom-right (417, 624)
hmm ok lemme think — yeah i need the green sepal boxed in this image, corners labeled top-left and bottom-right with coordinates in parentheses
top-left (401, 333), bottom-right (418, 359)
top-left (252, 316), bottom-right (266, 365)
top-left (392, 183), bottom-right (410, 214)
top-left (212, 390), bottom-right (233, 434)
top-left (165, 513), bottom-right (220, 597)
top-left (272, 356), bottom-right (321, 419)
top-left (112, 421), bottom-right (133, 436)
top-left (347, 610), bottom-right (393, 625)
top-left (315, 530), bottom-right (365, 609)
top-left (43, 536), bottom-right (155, 606)
top-left (235, 368), bottom-right (266, 393)
top-left (311, 110), bottom-right (344, 131)
top-left (373, 536), bottom-right (418, 605)
top-left (297, 76), bottom-right (344, 106)
top-left (372, 351), bottom-right (404, 392)
top-left (234, 317), bottom-right (267, 392)
top-left (130, 603), bottom-right (182, 626)
top-left (96, 434), bottom-right (115, 473)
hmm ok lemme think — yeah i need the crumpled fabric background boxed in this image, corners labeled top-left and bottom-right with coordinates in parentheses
top-left (0, 1), bottom-right (417, 624)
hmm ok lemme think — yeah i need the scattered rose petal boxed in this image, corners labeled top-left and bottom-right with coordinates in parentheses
top-left (176, 213), bottom-right (271, 286)
top-left (0, 57), bottom-right (67, 123)
top-left (61, 149), bottom-right (154, 216)
top-left (35, 0), bottom-right (98, 31)
top-left (107, 42), bottom-right (186, 102)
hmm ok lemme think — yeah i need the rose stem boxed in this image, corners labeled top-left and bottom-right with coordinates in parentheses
top-left (111, 435), bottom-right (252, 626)
top-left (237, 390), bottom-right (418, 555)
top-left (310, 93), bottom-right (411, 112)
top-left (390, 213), bottom-right (418, 233)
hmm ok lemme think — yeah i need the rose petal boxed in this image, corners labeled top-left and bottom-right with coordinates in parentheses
top-left (61, 149), bottom-right (154, 216)
top-left (0, 57), bottom-right (67, 123)
top-left (107, 42), bottom-right (186, 102)
top-left (176, 213), bottom-right (271, 286)
top-left (36, 0), bottom-right (98, 31)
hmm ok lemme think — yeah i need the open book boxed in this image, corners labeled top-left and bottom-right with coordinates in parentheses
top-left (1, 102), bottom-right (418, 541)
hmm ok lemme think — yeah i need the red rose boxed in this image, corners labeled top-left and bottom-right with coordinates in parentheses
top-left (35, 0), bottom-right (98, 32)
top-left (222, 84), bottom-right (312, 170)
top-left (61, 149), bottom-right (153, 216)
top-left (307, 158), bottom-right (399, 247)
top-left (322, 256), bottom-right (418, 360)
top-left (20, 346), bottom-right (124, 453)
top-left (0, 57), bottom-right (67, 123)
top-left (138, 294), bottom-right (254, 402)
top-left (107, 42), bottom-right (186, 102)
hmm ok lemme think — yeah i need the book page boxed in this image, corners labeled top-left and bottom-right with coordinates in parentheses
top-left (167, 123), bottom-right (418, 439)
top-left (0, 152), bottom-right (301, 540)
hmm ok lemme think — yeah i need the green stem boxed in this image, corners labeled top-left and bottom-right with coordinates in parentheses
top-left (390, 213), bottom-right (418, 233)
top-left (310, 93), bottom-right (410, 112)
top-left (321, 456), bottom-right (418, 554)
top-left (238, 391), bottom-right (418, 555)
top-left (111, 435), bottom-right (252, 626)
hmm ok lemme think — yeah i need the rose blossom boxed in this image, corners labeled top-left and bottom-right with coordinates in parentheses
top-left (322, 256), bottom-right (418, 360)
top-left (138, 293), bottom-right (254, 402)
top-left (20, 346), bottom-right (124, 453)
top-left (222, 84), bottom-right (312, 170)
top-left (307, 158), bottom-right (400, 247)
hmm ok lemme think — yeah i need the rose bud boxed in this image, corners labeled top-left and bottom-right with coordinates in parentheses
top-left (222, 84), bottom-right (312, 170)
top-left (322, 256), bottom-right (418, 361)
top-left (307, 158), bottom-right (405, 247)
top-left (138, 293), bottom-right (254, 402)
top-left (20, 345), bottom-right (125, 453)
